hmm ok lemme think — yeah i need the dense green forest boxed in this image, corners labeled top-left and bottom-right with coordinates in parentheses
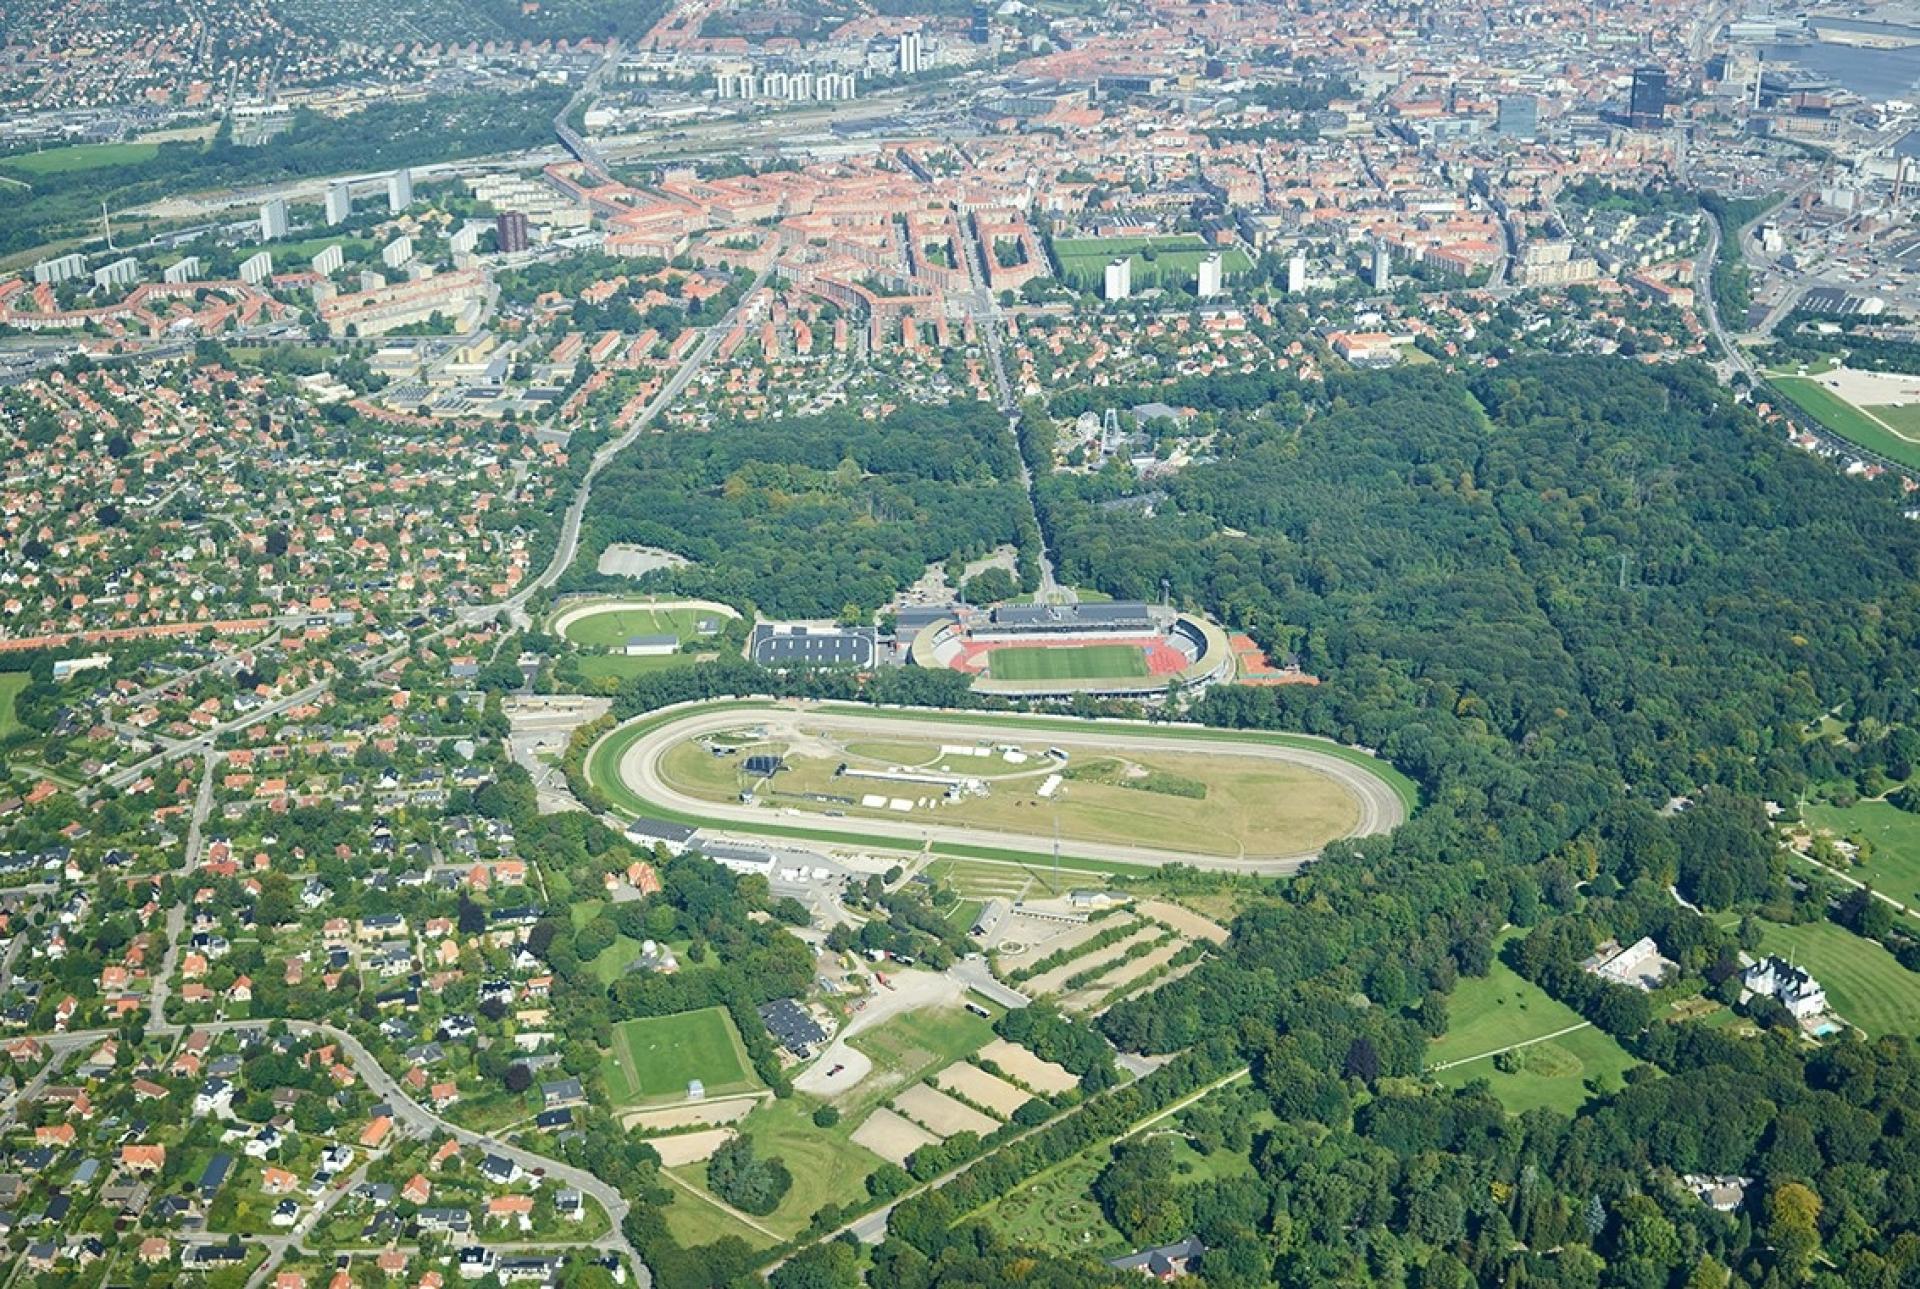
top-left (843, 359), bottom-right (1920, 1288)
top-left (567, 401), bottom-right (1037, 617)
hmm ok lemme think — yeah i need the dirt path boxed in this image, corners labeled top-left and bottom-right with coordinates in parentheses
top-left (792, 970), bottom-right (964, 1098)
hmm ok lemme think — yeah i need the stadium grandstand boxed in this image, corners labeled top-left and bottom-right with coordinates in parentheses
top-left (910, 600), bottom-right (1232, 699)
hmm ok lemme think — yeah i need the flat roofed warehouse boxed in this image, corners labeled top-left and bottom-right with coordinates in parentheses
top-left (748, 624), bottom-right (877, 667)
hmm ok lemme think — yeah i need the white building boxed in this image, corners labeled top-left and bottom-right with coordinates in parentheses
top-left (91, 257), bottom-right (139, 291)
top-left (239, 252), bottom-right (274, 286)
top-left (1103, 256), bottom-right (1132, 301)
top-left (32, 253), bottom-right (87, 285)
top-left (1371, 240), bottom-right (1391, 291)
top-left (1287, 249), bottom-right (1307, 294)
top-left (898, 29), bottom-right (925, 75)
top-left (388, 168), bottom-right (414, 212)
top-left (162, 257), bottom-right (202, 285)
top-left (1744, 956), bottom-right (1828, 1020)
top-left (1196, 251), bottom-right (1223, 299)
top-left (311, 245), bottom-right (345, 277)
top-left (382, 236), bottom-right (415, 270)
top-left (325, 181), bottom-right (352, 226)
top-left (259, 197), bottom-right (290, 242)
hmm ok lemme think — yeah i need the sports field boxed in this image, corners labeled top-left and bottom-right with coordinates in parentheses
top-left (1769, 375), bottom-right (1920, 471)
top-left (1756, 918), bottom-right (1920, 1039)
top-left (0, 142), bottom-right (161, 175)
top-left (987, 643), bottom-right (1147, 683)
top-left (600, 1007), bottom-right (760, 1106)
top-left (560, 605), bottom-right (714, 648)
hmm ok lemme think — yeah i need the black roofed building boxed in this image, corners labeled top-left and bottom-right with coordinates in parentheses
top-left (757, 998), bottom-right (827, 1056)
top-left (747, 623), bottom-right (878, 669)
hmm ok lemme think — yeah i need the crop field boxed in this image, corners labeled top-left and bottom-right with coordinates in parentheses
top-left (600, 1007), bottom-right (759, 1106)
top-left (1756, 919), bottom-right (1920, 1039)
top-left (1051, 234), bottom-right (1255, 292)
top-left (1802, 799), bottom-right (1920, 909)
top-left (987, 643), bottom-right (1147, 682)
top-left (658, 723), bottom-right (1362, 858)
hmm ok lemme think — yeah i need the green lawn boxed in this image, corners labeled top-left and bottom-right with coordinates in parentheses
top-left (1426, 932), bottom-right (1590, 1067)
top-left (561, 604), bottom-right (716, 648)
top-left (1865, 404), bottom-right (1920, 435)
top-left (1769, 376), bottom-right (1920, 471)
top-left (1, 142), bottom-right (161, 175)
top-left (601, 1007), bottom-right (760, 1106)
top-left (589, 935), bottom-right (647, 985)
top-left (1802, 798), bottom-right (1920, 910)
top-left (1050, 235), bottom-right (1255, 292)
top-left (1432, 1025), bottom-right (1640, 1117)
top-left (0, 672), bottom-right (27, 738)
top-left (578, 653), bottom-right (700, 681)
top-left (1756, 918), bottom-right (1920, 1039)
top-left (988, 643), bottom-right (1148, 682)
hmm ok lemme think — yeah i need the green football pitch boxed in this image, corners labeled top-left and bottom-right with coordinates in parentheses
top-left (600, 1007), bottom-right (760, 1106)
top-left (988, 644), bottom-right (1149, 682)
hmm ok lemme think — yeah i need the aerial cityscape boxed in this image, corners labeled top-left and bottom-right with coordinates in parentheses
top-left (8, 0), bottom-right (1920, 1285)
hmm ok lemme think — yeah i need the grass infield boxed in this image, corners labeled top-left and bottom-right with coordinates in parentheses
top-left (987, 643), bottom-right (1148, 682)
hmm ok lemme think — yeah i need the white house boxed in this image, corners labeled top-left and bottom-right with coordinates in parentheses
top-left (1744, 956), bottom-right (1828, 1020)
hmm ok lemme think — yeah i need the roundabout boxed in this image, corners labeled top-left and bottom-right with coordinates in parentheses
top-left (585, 700), bottom-right (1414, 874)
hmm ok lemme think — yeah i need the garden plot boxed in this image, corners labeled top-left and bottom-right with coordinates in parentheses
top-left (1023, 924), bottom-right (1162, 997)
top-left (893, 1083), bottom-right (1000, 1138)
top-left (1136, 899), bottom-right (1230, 945)
top-left (1061, 937), bottom-right (1188, 1012)
top-left (979, 1038), bottom-right (1079, 1095)
top-left (933, 1063), bottom-right (1031, 1118)
top-left (851, 1107), bottom-right (941, 1166)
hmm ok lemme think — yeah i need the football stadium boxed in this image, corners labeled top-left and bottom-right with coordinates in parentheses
top-left (910, 601), bottom-right (1232, 699)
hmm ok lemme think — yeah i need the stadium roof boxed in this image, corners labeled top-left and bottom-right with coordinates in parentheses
top-left (748, 624), bottom-right (877, 667)
top-left (989, 601), bottom-right (1154, 630)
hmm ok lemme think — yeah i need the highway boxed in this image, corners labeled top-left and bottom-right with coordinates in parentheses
top-left (602, 701), bottom-right (1408, 874)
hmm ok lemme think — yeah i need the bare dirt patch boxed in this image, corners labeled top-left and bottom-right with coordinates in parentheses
top-left (850, 1107), bottom-right (941, 1166)
top-left (621, 1097), bottom-right (762, 1132)
top-left (793, 970), bottom-right (963, 1099)
top-left (978, 1038), bottom-right (1078, 1095)
top-left (932, 1062), bottom-right (1029, 1119)
top-left (893, 1083), bottom-right (1000, 1139)
top-left (1136, 899), bottom-right (1230, 945)
top-left (646, 1128), bottom-right (736, 1166)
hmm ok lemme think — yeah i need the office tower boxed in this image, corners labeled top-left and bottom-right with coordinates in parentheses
top-left (259, 197), bottom-right (290, 241)
top-left (1629, 66), bottom-right (1668, 128)
top-left (1196, 252), bottom-right (1223, 299)
top-left (898, 30), bottom-right (924, 75)
top-left (496, 211), bottom-right (530, 254)
top-left (1371, 241), bottom-right (1391, 291)
top-left (1103, 256), bottom-right (1132, 301)
top-left (1287, 249), bottom-right (1307, 295)
top-left (388, 168), bottom-right (414, 212)
top-left (325, 181), bottom-right (352, 226)
top-left (1496, 95), bottom-right (1538, 139)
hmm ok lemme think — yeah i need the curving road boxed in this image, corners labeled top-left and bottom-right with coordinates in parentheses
top-left (602, 702), bottom-right (1406, 874)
